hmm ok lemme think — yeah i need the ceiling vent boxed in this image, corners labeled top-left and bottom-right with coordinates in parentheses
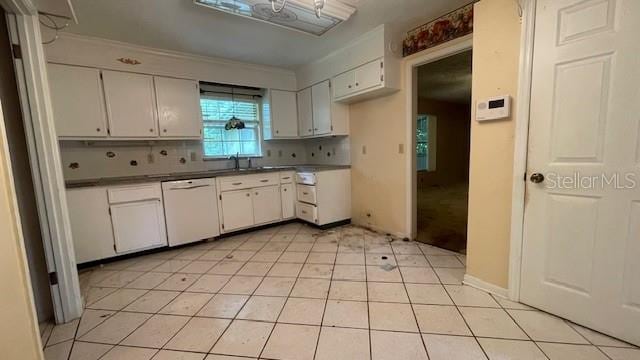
top-left (194, 0), bottom-right (357, 36)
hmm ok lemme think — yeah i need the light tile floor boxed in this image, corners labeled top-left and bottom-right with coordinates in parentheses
top-left (42, 223), bottom-right (639, 360)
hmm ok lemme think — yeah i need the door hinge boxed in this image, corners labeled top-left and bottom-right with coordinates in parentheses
top-left (331, 125), bottom-right (333, 131)
top-left (221, 224), bottom-right (225, 230)
top-left (113, 244), bottom-right (117, 251)
top-left (100, 72), bottom-right (103, 79)
top-left (381, 75), bottom-right (384, 82)
top-left (48, 272), bottom-right (58, 285)
top-left (107, 128), bottom-right (111, 135)
top-left (12, 44), bottom-right (21, 59)
top-left (219, 195), bottom-right (222, 200)
top-left (524, 172), bottom-right (528, 182)
top-left (108, 207), bottom-right (112, 215)
top-left (380, 61), bottom-right (384, 68)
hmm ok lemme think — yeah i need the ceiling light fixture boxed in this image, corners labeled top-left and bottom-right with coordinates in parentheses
top-left (194, 0), bottom-right (356, 36)
top-left (269, 0), bottom-right (325, 18)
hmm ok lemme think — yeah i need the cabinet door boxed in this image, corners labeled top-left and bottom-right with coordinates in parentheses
top-left (312, 80), bottom-right (332, 135)
top-left (354, 59), bottom-right (383, 92)
top-left (297, 88), bottom-right (313, 137)
top-left (48, 64), bottom-right (108, 138)
top-left (253, 185), bottom-right (282, 225)
top-left (220, 189), bottom-right (254, 231)
top-left (110, 200), bottom-right (167, 254)
top-left (281, 183), bottom-right (295, 219)
top-left (155, 77), bottom-right (202, 138)
top-left (270, 90), bottom-right (298, 138)
top-left (102, 70), bottom-right (158, 137)
top-left (333, 70), bottom-right (356, 99)
top-left (66, 187), bottom-right (116, 264)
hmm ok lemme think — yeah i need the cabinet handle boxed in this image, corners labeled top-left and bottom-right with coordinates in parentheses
top-left (246, 193), bottom-right (250, 197)
top-left (301, 210), bottom-right (308, 214)
top-left (163, 129), bottom-right (167, 133)
top-left (260, 179), bottom-right (269, 183)
top-left (232, 182), bottom-right (243, 186)
top-left (348, 85), bottom-right (352, 89)
top-left (283, 188), bottom-right (287, 192)
top-left (149, 128), bottom-right (154, 132)
top-left (276, 130), bottom-right (279, 134)
top-left (303, 192), bottom-right (309, 195)
top-left (356, 82), bottom-right (359, 86)
top-left (282, 177), bottom-right (290, 180)
top-left (96, 128), bottom-right (101, 132)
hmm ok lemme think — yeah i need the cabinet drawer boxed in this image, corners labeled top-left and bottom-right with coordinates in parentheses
top-left (108, 183), bottom-right (162, 204)
top-left (219, 173), bottom-right (280, 191)
top-left (280, 172), bottom-right (295, 184)
top-left (296, 201), bottom-right (318, 224)
top-left (297, 184), bottom-right (317, 205)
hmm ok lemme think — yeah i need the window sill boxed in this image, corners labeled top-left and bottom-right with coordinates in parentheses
top-left (203, 155), bottom-right (264, 161)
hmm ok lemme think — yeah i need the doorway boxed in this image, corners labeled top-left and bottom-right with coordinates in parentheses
top-left (414, 50), bottom-right (472, 254)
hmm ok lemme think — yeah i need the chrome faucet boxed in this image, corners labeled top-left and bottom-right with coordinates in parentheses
top-left (230, 152), bottom-right (240, 170)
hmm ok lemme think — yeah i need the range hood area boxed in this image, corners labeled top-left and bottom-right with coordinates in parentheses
top-left (193, 0), bottom-right (356, 36)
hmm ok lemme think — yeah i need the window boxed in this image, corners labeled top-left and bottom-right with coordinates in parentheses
top-left (200, 94), bottom-right (262, 158)
top-left (417, 114), bottom-right (437, 171)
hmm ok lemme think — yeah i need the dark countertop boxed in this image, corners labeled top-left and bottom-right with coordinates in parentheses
top-left (65, 165), bottom-right (351, 189)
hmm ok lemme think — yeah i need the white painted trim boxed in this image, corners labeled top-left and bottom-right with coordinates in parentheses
top-left (464, 274), bottom-right (509, 299)
top-left (8, 11), bottom-right (83, 322)
top-left (0, 0), bottom-right (36, 14)
top-left (403, 35), bottom-right (473, 239)
top-left (508, 0), bottom-right (537, 302)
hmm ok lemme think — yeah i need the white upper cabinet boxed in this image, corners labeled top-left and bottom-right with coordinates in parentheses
top-left (333, 59), bottom-right (390, 103)
top-left (102, 71), bottom-right (158, 138)
top-left (48, 64), bottom-right (108, 138)
top-left (155, 77), bottom-right (202, 139)
top-left (297, 87), bottom-right (313, 137)
top-left (332, 70), bottom-right (357, 100)
top-left (312, 80), bottom-right (333, 135)
top-left (268, 90), bottom-right (298, 138)
top-left (354, 59), bottom-right (384, 92)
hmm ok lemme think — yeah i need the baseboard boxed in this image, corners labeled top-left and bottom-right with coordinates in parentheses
top-left (463, 274), bottom-right (509, 299)
top-left (351, 221), bottom-right (409, 240)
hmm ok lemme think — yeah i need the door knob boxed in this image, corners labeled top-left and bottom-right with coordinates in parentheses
top-left (530, 173), bottom-right (545, 183)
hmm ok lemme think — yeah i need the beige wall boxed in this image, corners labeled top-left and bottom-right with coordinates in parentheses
top-left (0, 105), bottom-right (44, 358)
top-left (349, 0), bottom-right (522, 289)
top-left (466, 0), bottom-right (522, 288)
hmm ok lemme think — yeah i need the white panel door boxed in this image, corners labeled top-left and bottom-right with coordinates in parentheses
top-left (48, 64), bottom-right (108, 138)
top-left (155, 77), bottom-right (202, 138)
top-left (253, 185), bottom-right (282, 225)
top-left (102, 70), bottom-right (158, 138)
top-left (333, 70), bottom-right (356, 99)
top-left (66, 187), bottom-right (115, 264)
top-left (312, 80), bottom-right (332, 135)
top-left (110, 200), bottom-right (167, 254)
top-left (522, 0), bottom-right (640, 345)
top-left (297, 87), bottom-right (314, 137)
top-left (220, 189), bottom-right (254, 232)
top-left (281, 183), bottom-right (295, 219)
top-left (354, 59), bottom-right (383, 93)
top-left (270, 90), bottom-right (298, 138)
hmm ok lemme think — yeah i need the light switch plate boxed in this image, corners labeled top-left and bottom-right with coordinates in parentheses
top-left (398, 143), bottom-right (405, 154)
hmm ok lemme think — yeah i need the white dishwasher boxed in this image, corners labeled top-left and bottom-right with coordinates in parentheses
top-left (162, 178), bottom-right (220, 246)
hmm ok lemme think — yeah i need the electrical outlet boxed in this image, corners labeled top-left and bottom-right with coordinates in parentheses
top-left (190, 151), bottom-right (197, 162)
top-left (267, 149), bottom-right (272, 157)
top-left (362, 145), bottom-right (367, 155)
top-left (147, 153), bottom-right (154, 164)
top-left (278, 150), bottom-right (283, 157)
top-left (398, 143), bottom-right (405, 154)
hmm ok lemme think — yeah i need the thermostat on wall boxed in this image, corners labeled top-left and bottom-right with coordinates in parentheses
top-left (476, 95), bottom-right (511, 122)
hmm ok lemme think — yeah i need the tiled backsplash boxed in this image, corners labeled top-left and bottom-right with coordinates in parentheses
top-left (60, 137), bottom-right (350, 180)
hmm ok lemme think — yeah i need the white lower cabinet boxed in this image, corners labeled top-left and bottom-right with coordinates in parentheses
top-left (66, 187), bottom-right (116, 264)
top-left (281, 183), bottom-right (295, 219)
top-left (220, 189), bottom-right (254, 232)
top-left (111, 200), bottom-right (167, 254)
top-left (253, 185), bottom-right (282, 225)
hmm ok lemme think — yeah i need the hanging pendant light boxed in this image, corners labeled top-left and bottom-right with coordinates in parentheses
top-left (269, 0), bottom-right (326, 18)
top-left (224, 88), bottom-right (246, 130)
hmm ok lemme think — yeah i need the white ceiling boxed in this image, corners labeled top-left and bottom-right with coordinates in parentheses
top-left (418, 50), bottom-right (472, 104)
top-left (62, 0), bottom-right (470, 69)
